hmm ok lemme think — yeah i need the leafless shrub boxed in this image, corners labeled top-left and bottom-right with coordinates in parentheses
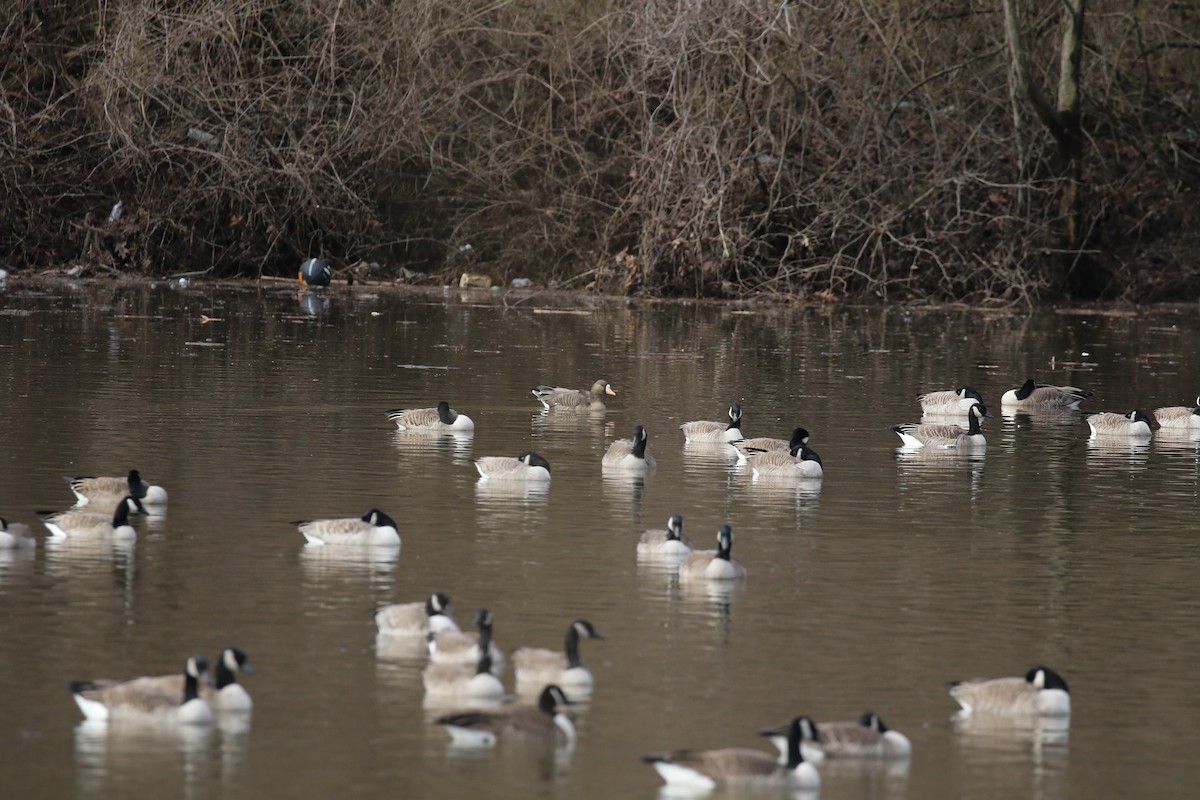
top-left (1, 0), bottom-right (1196, 301)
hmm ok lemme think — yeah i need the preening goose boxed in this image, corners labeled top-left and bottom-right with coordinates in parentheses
top-left (513, 619), bottom-right (604, 697)
top-left (678, 525), bottom-right (746, 581)
top-left (64, 469), bottom-right (167, 508)
top-left (643, 715), bottom-right (820, 791)
top-left (761, 712), bottom-right (911, 761)
top-left (474, 451), bottom-right (551, 481)
top-left (429, 608), bottom-right (505, 667)
top-left (747, 443), bottom-right (824, 479)
top-left (69, 655), bottom-right (213, 725)
top-left (1001, 378), bottom-right (1091, 410)
top-left (893, 402), bottom-right (990, 449)
top-left (1154, 397), bottom-right (1200, 430)
top-left (386, 401), bottom-right (475, 432)
top-left (0, 518), bottom-right (36, 549)
top-left (637, 514), bottom-right (693, 557)
top-left (532, 380), bottom-right (616, 412)
top-left (293, 508), bottom-right (400, 547)
top-left (1086, 410), bottom-right (1153, 438)
top-left (40, 496), bottom-right (144, 541)
top-left (681, 404), bottom-right (743, 443)
top-left (918, 385), bottom-right (984, 416)
top-left (732, 427), bottom-right (809, 462)
top-left (423, 624), bottom-right (506, 701)
top-left (376, 591), bottom-right (460, 636)
top-left (602, 425), bottom-right (656, 473)
top-left (434, 684), bottom-right (574, 747)
top-left (947, 665), bottom-right (1071, 716)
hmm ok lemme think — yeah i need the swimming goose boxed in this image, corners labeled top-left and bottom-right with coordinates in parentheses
top-left (532, 380), bottom-right (616, 412)
top-left (1001, 378), bottom-right (1092, 410)
top-left (731, 427), bottom-right (809, 462)
top-left (64, 469), bottom-right (168, 507)
top-left (423, 650), bottom-right (506, 701)
top-left (69, 655), bottom-right (213, 725)
top-left (893, 402), bottom-right (990, 449)
top-left (0, 518), bottom-right (36, 549)
top-left (680, 404), bottom-right (743, 443)
top-left (299, 257), bottom-right (332, 287)
top-left (602, 425), bottom-right (656, 473)
top-left (947, 665), bottom-right (1071, 716)
top-left (434, 684), bottom-right (574, 747)
top-left (678, 525), bottom-right (746, 581)
top-left (637, 514), bottom-right (693, 557)
top-left (760, 712), bottom-right (911, 761)
top-left (40, 496), bottom-right (144, 541)
top-left (293, 508), bottom-right (400, 547)
top-left (747, 443), bottom-right (824, 479)
top-left (386, 401), bottom-right (475, 432)
top-left (429, 608), bottom-right (505, 667)
top-left (513, 619), bottom-right (604, 696)
top-left (918, 385), bottom-right (984, 415)
top-left (207, 647), bottom-right (253, 712)
top-left (1086, 410), bottom-right (1153, 438)
top-left (474, 451), bottom-right (551, 482)
top-left (643, 716), bottom-right (820, 791)
top-left (376, 591), bottom-right (460, 636)
top-left (1154, 397), bottom-right (1200, 430)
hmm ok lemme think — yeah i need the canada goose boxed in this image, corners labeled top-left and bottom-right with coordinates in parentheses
top-left (1001, 378), bottom-right (1092, 410)
top-left (63, 469), bottom-right (168, 507)
top-left (474, 451), bottom-right (551, 481)
top-left (69, 655), bottom-right (213, 725)
top-left (293, 508), bottom-right (400, 547)
top-left (643, 716), bottom-right (820, 791)
top-left (207, 647), bottom-right (253, 712)
top-left (760, 712), bottom-right (911, 761)
top-left (602, 425), bottom-right (656, 473)
top-left (678, 525), bottom-right (746, 581)
top-left (1154, 397), bottom-right (1200, 430)
top-left (893, 402), bottom-right (990, 448)
top-left (299, 257), bottom-right (332, 287)
top-left (947, 665), bottom-right (1071, 716)
top-left (731, 427), bottom-right (809, 462)
top-left (680, 404), bottom-right (743, 443)
top-left (513, 619), bottom-right (604, 696)
top-left (532, 380), bottom-right (616, 412)
top-left (918, 385), bottom-right (984, 415)
top-left (386, 401), bottom-right (475, 432)
top-left (423, 649), bottom-right (505, 701)
top-left (429, 608), bottom-right (505, 667)
top-left (637, 514), bottom-right (693, 557)
top-left (0, 518), bottom-right (35, 549)
top-left (376, 591), bottom-right (460, 636)
top-left (1086, 409), bottom-right (1154, 438)
top-left (39, 496), bottom-right (144, 541)
top-left (434, 684), bottom-right (574, 747)
top-left (747, 443), bottom-right (824, 479)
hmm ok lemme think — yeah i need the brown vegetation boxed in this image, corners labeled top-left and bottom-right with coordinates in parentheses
top-left (2, 1), bottom-right (1198, 302)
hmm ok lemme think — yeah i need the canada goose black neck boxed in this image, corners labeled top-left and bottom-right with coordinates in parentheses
top-left (521, 451), bottom-right (551, 472)
top-left (562, 620), bottom-right (601, 668)
top-left (715, 525), bottom-right (733, 561)
top-left (184, 655), bottom-right (208, 704)
top-left (1128, 409), bottom-right (1152, 425)
top-left (537, 685), bottom-right (568, 715)
top-left (668, 514), bottom-right (684, 541)
top-left (1014, 379), bottom-right (1036, 401)
top-left (436, 401), bottom-right (456, 424)
top-left (111, 497), bottom-right (140, 527)
top-left (859, 711), bottom-right (886, 732)
top-left (785, 717), bottom-right (807, 769)
top-left (957, 385), bottom-right (983, 401)
top-left (216, 647), bottom-right (250, 690)
top-left (426, 591), bottom-right (452, 618)
top-left (966, 404), bottom-right (988, 435)
top-left (789, 443), bottom-right (823, 466)
top-left (126, 470), bottom-right (149, 499)
top-left (474, 652), bottom-right (494, 676)
top-left (726, 404), bottom-right (742, 431)
top-left (631, 426), bottom-right (649, 459)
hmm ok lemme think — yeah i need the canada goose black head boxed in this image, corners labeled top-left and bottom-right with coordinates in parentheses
top-left (789, 428), bottom-right (811, 449)
top-left (537, 684), bottom-right (572, 715)
top-left (362, 508), bottom-right (398, 529)
top-left (859, 711), bottom-right (886, 732)
top-left (1125, 409), bottom-right (1153, 426)
top-left (956, 385), bottom-right (983, 401)
top-left (519, 451), bottom-right (552, 472)
top-left (727, 404), bottom-right (742, 425)
top-left (715, 525), bottom-right (733, 560)
top-left (1013, 378), bottom-right (1037, 401)
top-left (667, 514), bottom-right (684, 540)
top-left (427, 591), bottom-right (452, 616)
top-left (1027, 665), bottom-right (1070, 693)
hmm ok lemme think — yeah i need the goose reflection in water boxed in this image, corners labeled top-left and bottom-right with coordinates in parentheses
top-left (299, 543), bottom-right (399, 585)
top-left (952, 712), bottom-right (1070, 778)
top-left (74, 718), bottom-right (214, 794)
top-left (1086, 437), bottom-right (1151, 468)
top-left (390, 429), bottom-right (474, 461)
top-left (298, 291), bottom-right (330, 317)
